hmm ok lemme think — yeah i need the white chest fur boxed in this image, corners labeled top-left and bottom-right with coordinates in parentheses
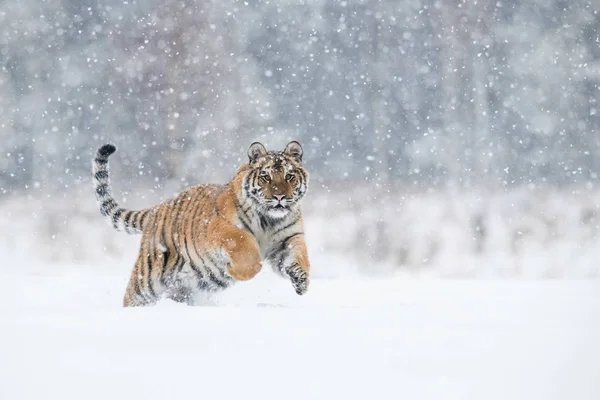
top-left (236, 207), bottom-right (302, 257)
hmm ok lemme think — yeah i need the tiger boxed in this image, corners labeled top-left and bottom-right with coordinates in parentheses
top-left (92, 141), bottom-right (311, 307)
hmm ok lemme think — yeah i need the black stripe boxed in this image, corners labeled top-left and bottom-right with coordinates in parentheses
top-left (131, 211), bottom-right (140, 230)
top-left (234, 198), bottom-right (255, 235)
top-left (180, 192), bottom-right (208, 290)
top-left (297, 168), bottom-right (306, 182)
top-left (96, 184), bottom-right (109, 197)
top-left (234, 196), bottom-right (253, 217)
top-left (179, 200), bottom-right (194, 265)
top-left (141, 243), bottom-right (154, 302)
top-left (272, 217), bottom-right (300, 236)
top-left (188, 191), bottom-right (204, 225)
top-left (295, 170), bottom-right (305, 190)
top-left (173, 253), bottom-right (183, 276)
top-left (259, 214), bottom-right (275, 230)
top-left (204, 251), bottom-right (216, 265)
top-left (243, 171), bottom-right (256, 196)
top-left (112, 208), bottom-right (123, 226)
top-left (241, 210), bottom-right (255, 227)
top-left (186, 191), bottom-right (207, 258)
top-left (214, 195), bottom-right (221, 216)
top-left (217, 264), bottom-right (231, 281)
top-left (100, 199), bottom-right (117, 214)
top-left (162, 201), bottom-right (181, 277)
top-left (94, 158), bottom-right (108, 166)
top-left (159, 225), bottom-right (169, 276)
top-left (133, 269), bottom-right (143, 297)
top-left (94, 170), bottom-right (109, 181)
top-left (187, 194), bottom-right (207, 269)
top-left (189, 260), bottom-right (204, 278)
top-left (238, 214), bottom-right (253, 235)
top-left (148, 212), bottom-right (164, 276)
top-left (146, 253), bottom-right (157, 298)
top-left (203, 252), bottom-right (229, 289)
top-left (164, 251), bottom-right (181, 279)
top-left (197, 252), bottom-right (226, 290)
top-left (242, 202), bottom-right (252, 214)
top-left (205, 268), bottom-right (228, 289)
top-left (267, 233), bottom-right (303, 261)
top-left (138, 211), bottom-right (148, 230)
top-left (169, 199), bottom-right (185, 268)
top-left (172, 198), bottom-right (184, 222)
top-left (123, 210), bottom-right (133, 229)
top-left (188, 260), bottom-right (210, 291)
top-left (281, 232), bottom-right (303, 245)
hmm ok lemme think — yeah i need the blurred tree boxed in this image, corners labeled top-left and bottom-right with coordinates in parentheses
top-left (487, 0), bottom-right (600, 186)
top-left (0, 0), bottom-right (599, 198)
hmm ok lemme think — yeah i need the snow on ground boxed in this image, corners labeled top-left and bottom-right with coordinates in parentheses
top-left (1, 258), bottom-right (599, 400)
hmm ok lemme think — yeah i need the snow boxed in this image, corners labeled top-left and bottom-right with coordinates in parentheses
top-left (1, 261), bottom-right (599, 400)
top-left (1, 2), bottom-right (600, 398)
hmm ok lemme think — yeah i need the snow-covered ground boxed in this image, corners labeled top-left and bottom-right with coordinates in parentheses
top-left (1, 258), bottom-right (599, 400)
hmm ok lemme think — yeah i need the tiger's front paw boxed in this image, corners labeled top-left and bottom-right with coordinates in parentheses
top-left (286, 264), bottom-right (309, 295)
top-left (227, 251), bottom-right (263, 281)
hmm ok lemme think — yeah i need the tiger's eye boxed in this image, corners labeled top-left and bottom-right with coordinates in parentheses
top-left (261, 174), bottom-right (271, 183)
top-left (285, 174), bottom-right (295, 182)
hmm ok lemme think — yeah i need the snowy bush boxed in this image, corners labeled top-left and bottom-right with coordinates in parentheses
top-left (2, 185), bottom-right (599, 279)
top-left (305, 185), bottom-right (600, 278)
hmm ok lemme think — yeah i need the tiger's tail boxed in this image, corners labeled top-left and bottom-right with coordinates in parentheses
top-left (92, 144), bottom-right (151, 234)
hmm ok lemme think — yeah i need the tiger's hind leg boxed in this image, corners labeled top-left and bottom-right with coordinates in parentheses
top-left (123, 276), bottom-right (157, 307)
top-left (122, 251), bottom-right (166, 307)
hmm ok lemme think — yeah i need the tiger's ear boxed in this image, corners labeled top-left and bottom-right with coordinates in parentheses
top-left (284, 141), bottom-right (303, 162)
top-left (248, 142), bottom-right (267, 163)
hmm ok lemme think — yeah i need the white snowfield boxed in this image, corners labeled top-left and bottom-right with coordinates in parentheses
top-left (1, 262), bottom-right (599, 400)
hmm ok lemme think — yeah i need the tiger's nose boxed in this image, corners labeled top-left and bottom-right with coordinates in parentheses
top-left (273, 194), bottom-right (286, 201)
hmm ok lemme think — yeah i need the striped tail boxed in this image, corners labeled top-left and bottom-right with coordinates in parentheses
top-left (93, 144), bottom-right (151, 234)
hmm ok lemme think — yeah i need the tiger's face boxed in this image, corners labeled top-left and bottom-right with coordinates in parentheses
top-left (245, 141), bottom-right (309, 219)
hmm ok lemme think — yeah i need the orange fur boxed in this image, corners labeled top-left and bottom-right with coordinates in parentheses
top-left (288, 229), bottom-right (310, 274)
top-left (94, 141), bottom-right (311, 307)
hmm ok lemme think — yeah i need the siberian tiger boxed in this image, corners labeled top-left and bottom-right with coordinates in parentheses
top-left (93, 141), bottom-right (310, 307)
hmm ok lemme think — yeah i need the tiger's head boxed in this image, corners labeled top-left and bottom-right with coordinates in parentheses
top-left (243, 141), bottom-right (309, 219)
